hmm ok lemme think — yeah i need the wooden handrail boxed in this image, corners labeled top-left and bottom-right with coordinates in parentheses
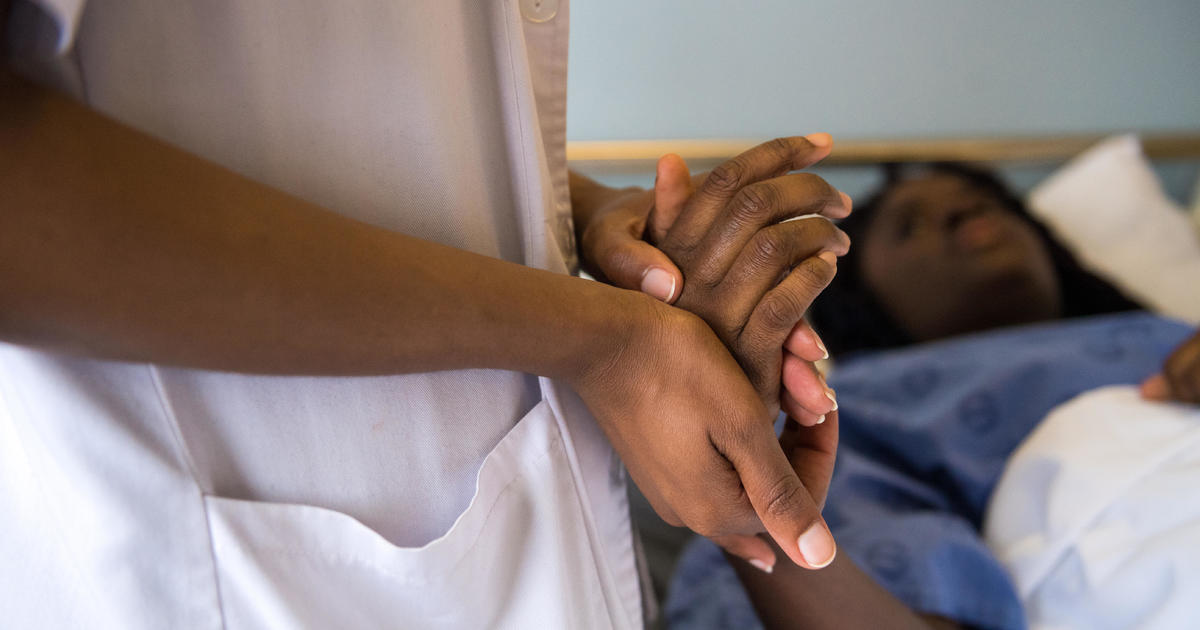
top-left (567, 133), bottom-right (1200, 173)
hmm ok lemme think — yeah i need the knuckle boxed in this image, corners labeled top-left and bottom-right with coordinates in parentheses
top-left (748, 229), bottom-right (787, 267)
top-left (685, 256), bottom-right (726, 292)
top-left (763, 295), bottom-right (801, 328)
top-left (707, 159), bottom-right (749, 195)
top-left (762, 138), bottom-right (799, 174)
top-left (796, 258), bottom-right (836, 291)
top-left (765, 136), bottom-right (795, 159)
top-left (798, 219), bottom-right (848, 254)
top-left (761, 474), bottom-right (806, 520)
top-left (760, 290), bottom-right (804, 331)
top-left (793, 174), bottom-right (835, 210)
top-left (730, 184), bottom-right (779, 226)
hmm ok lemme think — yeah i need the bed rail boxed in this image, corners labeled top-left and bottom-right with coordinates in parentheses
top-left (567, 132), bottom-right (1200, 174)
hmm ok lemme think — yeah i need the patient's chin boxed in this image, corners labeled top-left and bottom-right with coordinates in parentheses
top-left (966, 250), bottom-right (1061, 314)
top-left (900, 273), bottom-right (1061, 342)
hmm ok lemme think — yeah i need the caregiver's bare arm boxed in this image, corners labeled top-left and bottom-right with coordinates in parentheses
top-left (0, 66), bottom-right (624, 378)
top-left (0, 64), bottom-right (836, 567)
top-left (731, 542), bottom-right (963, 630)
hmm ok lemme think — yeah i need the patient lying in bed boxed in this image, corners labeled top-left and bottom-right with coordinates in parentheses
top-left (665, 162), bottom-right (1200, 630)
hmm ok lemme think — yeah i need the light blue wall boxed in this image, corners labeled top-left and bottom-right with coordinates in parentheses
top-left (566, 1), bottom-right (1200, 201)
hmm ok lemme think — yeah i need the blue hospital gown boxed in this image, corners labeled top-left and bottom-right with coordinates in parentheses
top-left (665, 312), bottom-right (1193, 630)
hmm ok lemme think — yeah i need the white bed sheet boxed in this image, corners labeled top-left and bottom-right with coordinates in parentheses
top-left (985, 386), bottom-right (1200, 630)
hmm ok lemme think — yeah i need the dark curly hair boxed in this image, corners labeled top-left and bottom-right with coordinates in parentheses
top-left (808, 162), bottom-right (1141, 357)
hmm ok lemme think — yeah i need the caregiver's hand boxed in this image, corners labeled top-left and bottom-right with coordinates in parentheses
top-left (573, 172), bottom-right (685, 303)
top-left (570, 295), bottom-right (837, 571)
top-left (1142, 328), bottom-right (1200, 404)
top-left (646, 137), bottom-right (851, 422)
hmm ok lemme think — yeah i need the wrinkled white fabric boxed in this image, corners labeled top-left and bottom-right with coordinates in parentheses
top-left (985, 386), bottom-right (1200, 630)
top-left (1, 0), bottom-right (643, 627)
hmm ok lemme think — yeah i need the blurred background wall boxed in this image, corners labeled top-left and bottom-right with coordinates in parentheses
top-left (567, 1), bottom-right (1200, 604)
top-left (566, 0), bottom-right (1200, 201)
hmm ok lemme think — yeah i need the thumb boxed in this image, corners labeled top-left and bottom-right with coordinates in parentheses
top-left (646, 153), bottom-right (693, 244)
top-left (721, 419), bottom-right (837, 570)
top-left (591, 216), bottom-right (684, 303)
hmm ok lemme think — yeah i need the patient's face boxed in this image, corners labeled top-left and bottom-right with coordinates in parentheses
top-left (860, 173), bottom-right (1063, 342)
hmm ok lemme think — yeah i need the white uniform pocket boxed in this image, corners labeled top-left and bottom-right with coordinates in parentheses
top-left (204, 400), bottom-right (615, 629)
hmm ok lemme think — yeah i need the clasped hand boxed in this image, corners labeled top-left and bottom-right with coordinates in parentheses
top-left (573, 135), bottom-right (850, 571)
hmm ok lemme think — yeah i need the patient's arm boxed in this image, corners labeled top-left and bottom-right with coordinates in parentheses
top-left (729, 539), bottom-right (962, 630)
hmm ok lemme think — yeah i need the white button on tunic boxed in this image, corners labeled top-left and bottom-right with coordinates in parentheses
top-left (521, 0), bottom-right (560, 23)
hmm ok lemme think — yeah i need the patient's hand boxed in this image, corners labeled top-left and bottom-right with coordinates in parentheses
top-left (647, 137), bottom-right (849, 423)
top-left (646, 136), bottom-right (848, 571)
top-left (1142, 328), bottom-right (1200, 404)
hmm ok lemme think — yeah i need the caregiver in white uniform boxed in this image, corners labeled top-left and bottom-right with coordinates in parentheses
top-left (0, 0), bottom-right (846, 627)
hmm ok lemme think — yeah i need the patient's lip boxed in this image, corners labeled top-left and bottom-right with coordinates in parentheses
top-left (954, 214), bottom-right (1004, 251)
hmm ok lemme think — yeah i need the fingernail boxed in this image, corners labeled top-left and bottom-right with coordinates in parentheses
top-left (804, 132), bottom-right (833, 147)
top-left (812, 331), bottom-right (829, 360)
top-left (798, 523), bottom-right (836, 569)
top-left (825, 389), bottom-right (838, 411)
top-left (817, 372), bottom-right (838, 411)
top-left (817, 251), bottom-right (838, 267)
top-left (641, 267), bottom-right (676, 302)
top-left (747, 558), bottom-right (774, 574)
top-left (816, 414), bottom-right (826, 425)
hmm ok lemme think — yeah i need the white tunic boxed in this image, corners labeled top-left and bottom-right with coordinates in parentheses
top-left (0, 0), bottom-right (643, 627)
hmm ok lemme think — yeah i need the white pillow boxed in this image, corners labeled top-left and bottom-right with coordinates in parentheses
top-left (1028, 135), bottom-right (1200, 325)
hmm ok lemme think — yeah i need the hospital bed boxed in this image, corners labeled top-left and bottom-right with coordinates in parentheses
top-left (569, 131), bottom-right (1200, 628)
